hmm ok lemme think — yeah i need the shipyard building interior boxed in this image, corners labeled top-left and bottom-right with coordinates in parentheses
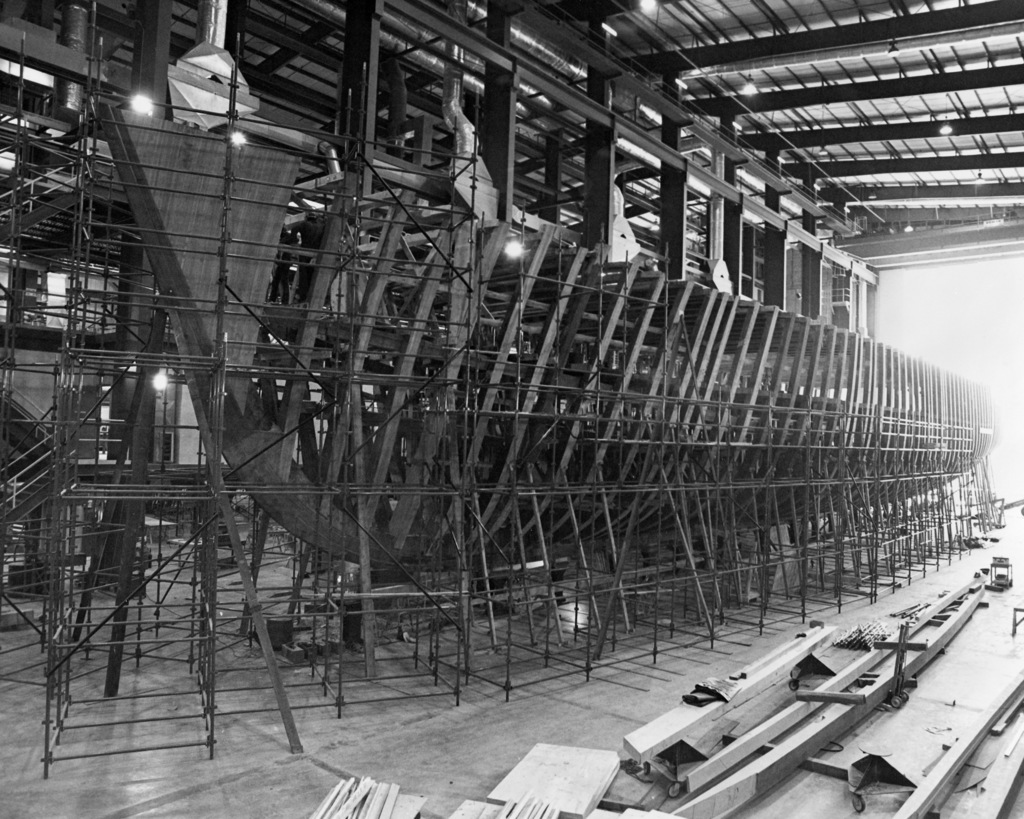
top-left (3, 0), bottom-right (1024, 817)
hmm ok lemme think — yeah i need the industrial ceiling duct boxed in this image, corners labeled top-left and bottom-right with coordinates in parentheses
top-left (195, 0), bottom-right (228, 49)
top-left (442, 0), bottom-right (474, 156)
top-left (55, 1), bottom-right (89, 118)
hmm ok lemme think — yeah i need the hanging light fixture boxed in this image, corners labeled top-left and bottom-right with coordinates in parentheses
top-left (741, 77), bottom-right (757, 96)
top-left (939, 121), bottom-right (953, 136)
top-left (130, 94), bottom-right (154, 116)
top-left (640, 0), bottom-right (658, 12)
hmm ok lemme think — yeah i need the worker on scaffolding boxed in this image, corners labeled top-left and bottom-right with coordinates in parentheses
top-left (294, 213), bottom-right (325, 305)
top-left (268, 227), bottom-right (297, 304)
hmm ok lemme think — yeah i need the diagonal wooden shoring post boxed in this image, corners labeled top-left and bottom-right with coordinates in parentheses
top-left (696, 486), bottom-right (726, 622)
top-left (509, 484), bottom-right (538, 648)
top-left (593, 478), bottom-right (646, 660)
top-left (659, 464), bottom-right (714, 635)
top-left (526, 465), bottom-right (564, 648)
top-left (238, 508), bottom-right (271, 634)
top-left (184, 358), bottom-right (303, 753)
top-left (788, 489), bottom-right (807, 620)
top-left (470, 490), bottom-right (499, 648)
top-left (599, 482), bottom-right (633, 623)
top-left (559, 470), bottom-right (601, 635)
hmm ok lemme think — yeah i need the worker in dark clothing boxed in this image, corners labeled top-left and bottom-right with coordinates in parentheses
top-left (268, 228), bottom-right (296, 303)
top-left (294, 214), bottom-right (325, 304)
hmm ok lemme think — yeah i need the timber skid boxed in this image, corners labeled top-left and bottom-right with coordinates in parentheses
top-left (0, 67), bottom-right (997, 776)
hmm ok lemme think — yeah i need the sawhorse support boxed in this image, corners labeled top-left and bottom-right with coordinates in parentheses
top-left (1012, 607), bottom-right (1024, 636)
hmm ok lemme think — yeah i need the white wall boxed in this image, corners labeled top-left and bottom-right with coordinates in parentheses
top-left (877, 259), bottom-right (1024, 502)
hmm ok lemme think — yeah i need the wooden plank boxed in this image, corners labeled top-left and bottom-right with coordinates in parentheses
top-left (892, 669), bottom-right (1024, 818)
top-left (621, 811), bottom-right (678, 819)
top-left (486, 744), bottom-right (619, 819)
top-left (675, 584), bottom-right (983, 818)
top-left (311, 778), bottom-right (355, 819)
top-left (379, 784), bottom-right (401, 819)
top-left (793, 690), bottom-right (866, 705)
top-left (392, 794), bottom-right (427, 819)
top-left (447, 801), bottom-right (502, 819)
top-left (622, 625), bottom-right (835, 763)
top-left (948, 716), bottom-right (1024, 818)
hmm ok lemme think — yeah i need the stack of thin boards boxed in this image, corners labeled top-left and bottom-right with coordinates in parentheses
top-left (308, 776), bottom-right (401, 819)
top-left (492, 794), bottom-right (558, 819)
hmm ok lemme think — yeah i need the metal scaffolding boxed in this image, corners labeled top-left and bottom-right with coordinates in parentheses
top-left (0, 49), bottom-right (999, 777)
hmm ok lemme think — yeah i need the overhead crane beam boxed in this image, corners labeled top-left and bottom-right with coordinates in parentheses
top-left (742, 113), bottom-right (1024, 153)
top-left (787, 153), bottom-right (1024, 179)
top-left (691, 64), bottom-right (1024, 119)
top-left (637, 0), bottom-right (1024, 75)
top-left (821, 182), bottom-right (1024, 206)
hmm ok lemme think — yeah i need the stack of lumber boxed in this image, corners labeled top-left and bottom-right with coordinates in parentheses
top-left (487, 743), bottom-right (620, 819)
top-left (309, 776), bottom-right (401, 819)
top-left (832, 621), bottom-right (891, 650)
top-left (493, 793), bottom-right (559, 819)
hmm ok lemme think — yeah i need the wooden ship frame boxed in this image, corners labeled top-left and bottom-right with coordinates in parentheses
top-left (0, 0), bottom-right (999, 774)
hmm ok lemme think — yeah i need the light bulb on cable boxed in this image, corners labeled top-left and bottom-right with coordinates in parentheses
top-left (130, 94), bottom-right (154, 116)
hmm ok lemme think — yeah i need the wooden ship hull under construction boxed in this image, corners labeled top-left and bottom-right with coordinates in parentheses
top-left (98, 106), bottom-right (995, 604)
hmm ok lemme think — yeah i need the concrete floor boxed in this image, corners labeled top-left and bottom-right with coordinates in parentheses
top-left (4, 516), bottom-right (1024, 819)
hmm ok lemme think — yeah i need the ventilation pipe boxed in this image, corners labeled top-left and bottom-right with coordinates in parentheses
top-left (385, 58), bottom-right (408, 146)
top-left (55, 1), bottom-right (89, 117)
top-left (286, 0), bottom-right (661, 146)
top-left (442, 0), bottom-right (475, 157)
top-left (319, 141), bottom-right (342, 175)
top-left (195, 0), bottom-right (228, 48)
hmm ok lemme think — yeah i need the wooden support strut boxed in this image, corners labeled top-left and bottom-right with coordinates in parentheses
top-left (674, 581), bottom-right (983, 818)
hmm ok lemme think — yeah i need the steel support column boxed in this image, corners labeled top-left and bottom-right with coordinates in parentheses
top-left (482, 7), bottom-right (516, 221)
top-left (583, 22), bottom-right (615, 248)
top-left (741, 223), bottom-right (755, 298)
top-left (763, 152), bottom-right (787, 308)
top-left (224, 0), bottom-right (250, 59)
top-left (720, 116), bottom-right (743, 293)
top-left (130, 0), bottom-right (172, 115)
top-left (537, 133), bottom-right (562, 224)
top-left (660, 74), bottom-right (687, 280)
top-left (801, 180), bottom-right (822, 319)
top-left (339, 0), bottom-right (382, 142)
